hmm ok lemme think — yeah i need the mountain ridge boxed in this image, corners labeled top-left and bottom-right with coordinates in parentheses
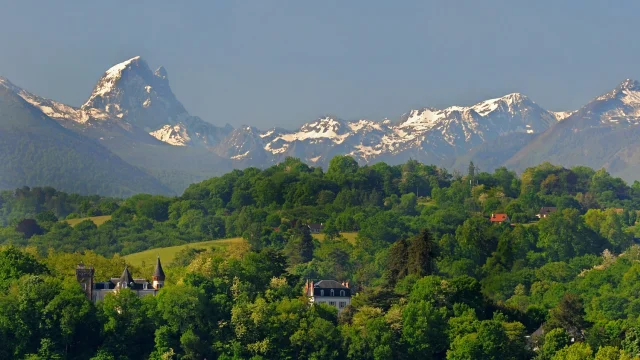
top-left (0, 77), bottom-right (173, 196)
top-left (2, 55), bottom-right (640, 194)
top-left (504, 79), bottom-right (640, 178)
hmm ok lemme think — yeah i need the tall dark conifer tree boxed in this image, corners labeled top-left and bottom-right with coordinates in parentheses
top-left (284, 224), bottom-right (315, 265)
top-left (387, 238), bottom-right (409, 286)
top-left (407, 229), bottom-right (436, 277)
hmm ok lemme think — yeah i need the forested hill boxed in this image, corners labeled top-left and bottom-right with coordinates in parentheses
top-left (5, 157), bottom-right (640, 358)
top-left (0, 82), bottom-right (173, 197)
top-left (2, 156), bottom-right (640, 255)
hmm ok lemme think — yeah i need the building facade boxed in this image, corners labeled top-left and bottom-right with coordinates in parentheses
top-left (536, 207), bottom-right (557, 218)
top-left (76, 256), bottom-right (166, 302)
top-left (305, 279), bottom-right (352, 313)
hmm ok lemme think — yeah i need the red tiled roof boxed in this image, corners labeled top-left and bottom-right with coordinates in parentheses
top-left (490, 213), bottom-right (509, 222)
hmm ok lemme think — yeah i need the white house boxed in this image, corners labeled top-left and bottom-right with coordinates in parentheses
top-left (305, 279), bottom-right (352, 313)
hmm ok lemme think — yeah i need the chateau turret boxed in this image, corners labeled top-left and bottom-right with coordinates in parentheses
top-left (75, 260), bottom-right (165, 302)
top-left (152, 256), bottom-right (165, 290)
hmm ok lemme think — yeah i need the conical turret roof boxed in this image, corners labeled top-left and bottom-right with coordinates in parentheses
top-left (153, 256), bottom-right (165, 280)
top-left (120, 265), bottom-right (134, 287)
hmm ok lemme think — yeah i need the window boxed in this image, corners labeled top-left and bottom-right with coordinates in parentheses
top-left (340, 290), bottom-right (345, 297)
top-left (320, 290), bottom-right (324, 296)
top-left (339, 301), bottom-right (346, 308)
top-left (330, 289), bottom-right (335, 296)
top-left (329, 301), bottom-right (336, 307)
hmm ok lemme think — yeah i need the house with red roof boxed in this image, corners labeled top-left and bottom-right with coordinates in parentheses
top-left (490, 213), bottom-right (510, 224)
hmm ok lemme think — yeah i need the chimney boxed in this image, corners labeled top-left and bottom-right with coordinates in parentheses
top-left (345, 281), bottom-right (349, 288)
top-left (310, 281), bottom-right (314, 295)
top-left (304, 279), bottom-right (309, 296)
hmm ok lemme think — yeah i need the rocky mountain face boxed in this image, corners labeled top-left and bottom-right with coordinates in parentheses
top-left (2, 55), bottom-right (640, 195)
top-left (0, 77), bottom-right (172, 196)
top-left (505, 79), bottom-right (640, 180)
top-left (81, 56), bottom-right (232, 147)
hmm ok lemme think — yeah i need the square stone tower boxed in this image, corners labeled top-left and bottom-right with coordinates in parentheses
top-left (76, 263), bottom-right (94, 300)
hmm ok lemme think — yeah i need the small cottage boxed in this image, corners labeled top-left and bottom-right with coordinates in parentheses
top-left (490, 213), bottom-right (510, 224)
top-left (307, 223), bottom-right (324, 234)
top-left (536, 207), bottom-right (557, 219)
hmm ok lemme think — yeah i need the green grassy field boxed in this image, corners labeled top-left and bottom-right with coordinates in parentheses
top-left (312, 232), bottom-right (358, 244)
top-left (123, 232), bottom-right (359, 267)
top-left (123, 237), bottom-right (246, 268)
top-left (65, 215), bottom-right (112, 227)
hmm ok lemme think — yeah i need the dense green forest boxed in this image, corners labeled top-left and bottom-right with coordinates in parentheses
top-left (3, 157), bottom-right (640, 359)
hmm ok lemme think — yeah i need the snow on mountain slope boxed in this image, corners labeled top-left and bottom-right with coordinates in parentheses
top-left (504, 79), bottom-right (640, 180)
top-left (590, 79), bottom-right (640, 125)
top-left (4, 55), bottom-right (574, 169)
top-left (149, 124), bottom-right (191, 146)
top-left (259, 116), bottom-right (392, 164)
top-left (78, 56), bottom-right (232, 147)
top-left (25, 55), bottom-right (640, 174)
top-left (82, 56), bottom-right (188, 127)
top-left (84, 56), bottom-right (141, 105)
top-left (552, 111), bottom-right (575, 121)
top-left (213, 126), bottom-right (271, 163)
top-left (18, 88), bottom-right (109, 123)
top-left (0, 76), bottom-right (151, 145)
top-left (0, 77), bottom-right (100, 123)
top-left (250, 92), bottom-right (564, 167)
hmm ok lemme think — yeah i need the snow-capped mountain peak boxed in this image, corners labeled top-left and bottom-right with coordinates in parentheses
top-left (299, 116), bottom-right (345, 133)
top-left (595, 79), bottom-right (640, 102)
top-left (585, 78), bottom-right (640, 125)
top-left (469, 92), bottom-right (531, 116)
top-left (397, 92), bottom-right (552, 132)
top-left (276, 116), bottom-right (351, 144)
top-left (18, 55), bottom-right (640, 176)
top-left (82, 56), bottom-right (143, 109)
top-left (80, 56), bottom-right (195, 131)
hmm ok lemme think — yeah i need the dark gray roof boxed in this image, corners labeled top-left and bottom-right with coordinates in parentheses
top-left (531, 325), bottom-right (545, 338)
top-left (120, 266), bottom-right (134, 286)
top-left (153, 256), bottom-right (165, 279)
top-left (314, 280), bottom-right (347, 288)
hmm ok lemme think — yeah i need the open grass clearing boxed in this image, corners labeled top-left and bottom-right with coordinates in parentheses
top-left (64, 215), bottom-right (112, 227)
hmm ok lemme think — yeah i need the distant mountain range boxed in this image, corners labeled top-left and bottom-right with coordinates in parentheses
top-left (1, 56), bottom-right (639, 196)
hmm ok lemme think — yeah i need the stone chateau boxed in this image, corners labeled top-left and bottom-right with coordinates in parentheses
top-left (76, 257), bottom-right (166, 302)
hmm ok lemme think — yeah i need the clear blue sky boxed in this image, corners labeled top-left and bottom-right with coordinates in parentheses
top-left (1, 1), bottom-right (639, 129)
